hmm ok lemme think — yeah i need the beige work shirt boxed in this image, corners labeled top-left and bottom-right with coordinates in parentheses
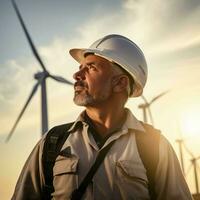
top-left (12, 108), bottom-right (193, 200)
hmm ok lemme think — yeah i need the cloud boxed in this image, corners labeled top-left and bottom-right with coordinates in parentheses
top-left (0, 59), bottom-right (35, 112)
top-left (120, 0), bottom-right (200, 54)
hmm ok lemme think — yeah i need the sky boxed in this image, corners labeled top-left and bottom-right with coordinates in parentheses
top-left (0, 0), bottom-right (200, 198)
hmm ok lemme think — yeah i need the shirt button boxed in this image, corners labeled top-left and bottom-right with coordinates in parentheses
top-left (97, 142), bottom-right (101, 146)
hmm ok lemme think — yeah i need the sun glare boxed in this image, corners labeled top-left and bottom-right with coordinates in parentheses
top-left (179, 108), bottom-right (200, 138)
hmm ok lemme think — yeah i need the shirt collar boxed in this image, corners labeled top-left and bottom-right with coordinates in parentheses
top-left (122, 108), bottom-right (145, 133)
top-left (68, 108), bottom-right (145, 133)
top-left (67, 111), bottom-right (86, 132)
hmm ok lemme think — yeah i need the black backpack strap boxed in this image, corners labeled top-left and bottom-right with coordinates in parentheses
top-left (135, 122), bottom-right (160, 200)
top-left (71, 140), bottom-right (116, 200)
top-left (42, 122), bottom-right (74, 199)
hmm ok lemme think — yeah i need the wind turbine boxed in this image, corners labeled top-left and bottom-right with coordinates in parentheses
top-left (183, 142), bottom-right (200, 195)
top-left (5, 0), bottom-right (73, 142)
top-left (190, 156), bottom-right (200, 194)
top-left (176, 121), bottom-right (200, 195)
top-left (138, 91), bottom-right (169, 125)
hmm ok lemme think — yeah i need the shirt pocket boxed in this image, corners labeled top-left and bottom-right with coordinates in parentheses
top-left (54, 155), bottom-right (78, 175)
top-left (52, 155), bottom-right (79, 198)
top-left (116, 160), bottom-right (148, 184)
top-left (115, 160), bottom-right (149, 198)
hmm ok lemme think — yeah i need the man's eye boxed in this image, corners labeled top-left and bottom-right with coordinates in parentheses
top-left (87, 64), bottom-right (96, 70)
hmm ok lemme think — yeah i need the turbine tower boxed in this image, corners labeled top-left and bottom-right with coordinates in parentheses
top-left (138, 91), bottom-right (169, 125)
top-left (182, 141), bottom-right (200, 195)
top-left (190, 155), bottom-right (200, 194)
top-left (6, 0), bottom-right (73, 142)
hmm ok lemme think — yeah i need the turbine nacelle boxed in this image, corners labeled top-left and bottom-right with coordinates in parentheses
top-left (138, 91), bottom-right (169, 125)
top-left (34, 71), bottom-right (49, 80)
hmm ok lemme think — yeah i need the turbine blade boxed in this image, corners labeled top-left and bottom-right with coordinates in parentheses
top-left (11, 0), bottom-right (47, 71)
top-left (140, 95), bottom-right (154, 125)
top-left (147, 107), bottom-right (154, 126)
top-left (50, 74), bottom-right (73, 85)
top-left (141, 95), bottom-right (149, 105)
top-left (149, 90), bottom-right (169, 105)
top-left (5, 80), bottom-right (41, 142)
top-left (183, 142), bottom-right (195, 158)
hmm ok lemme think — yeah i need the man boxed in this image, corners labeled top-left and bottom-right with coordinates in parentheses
top-left (12, 34), bottom-right (193, 199)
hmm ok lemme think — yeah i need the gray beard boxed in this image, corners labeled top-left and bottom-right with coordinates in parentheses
top-left (73, 91), bottom-right (111, 106)
top-left (73, 93), bottom-right (95, 106)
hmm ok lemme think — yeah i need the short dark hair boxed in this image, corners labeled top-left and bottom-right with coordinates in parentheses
top-left (112, 62), bottom-right (134, 96)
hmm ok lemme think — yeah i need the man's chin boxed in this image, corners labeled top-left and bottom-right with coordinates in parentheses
top-left (73, 95), bottom-right (94, 106)
top-left (73, 101), bottom-right (86, 106)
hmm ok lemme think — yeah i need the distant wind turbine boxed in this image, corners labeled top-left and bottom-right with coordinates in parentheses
top-left (138, 91), bottom-right (169, 125)
top-left (6, 0), bottom-right (73, 142)
top-left (183, 142), bottom-right (200, 194)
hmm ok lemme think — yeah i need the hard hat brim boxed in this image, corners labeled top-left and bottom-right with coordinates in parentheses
top-left (69, 48), bottom-right (143, 97)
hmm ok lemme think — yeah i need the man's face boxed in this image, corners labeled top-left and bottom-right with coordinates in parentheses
top-left (73, 54), bottom-right (117, 106)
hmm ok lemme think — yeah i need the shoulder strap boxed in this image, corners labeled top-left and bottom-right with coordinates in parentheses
top-left (71, 140), bottom-right (116, 200)
top-left (42, 122), bottom-right (74, 199)
top-left (135, 122), bottom-right (160, 200)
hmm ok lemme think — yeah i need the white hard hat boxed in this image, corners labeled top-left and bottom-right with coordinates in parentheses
top-left (69, 34), bottom-right (148, 97)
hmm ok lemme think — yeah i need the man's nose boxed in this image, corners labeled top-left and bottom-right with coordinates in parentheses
top-left (73, 68), bottom-right (86, 81)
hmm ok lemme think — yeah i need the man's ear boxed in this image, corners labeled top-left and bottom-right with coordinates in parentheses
top-left (112, 75), bottom-right (129, 93)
